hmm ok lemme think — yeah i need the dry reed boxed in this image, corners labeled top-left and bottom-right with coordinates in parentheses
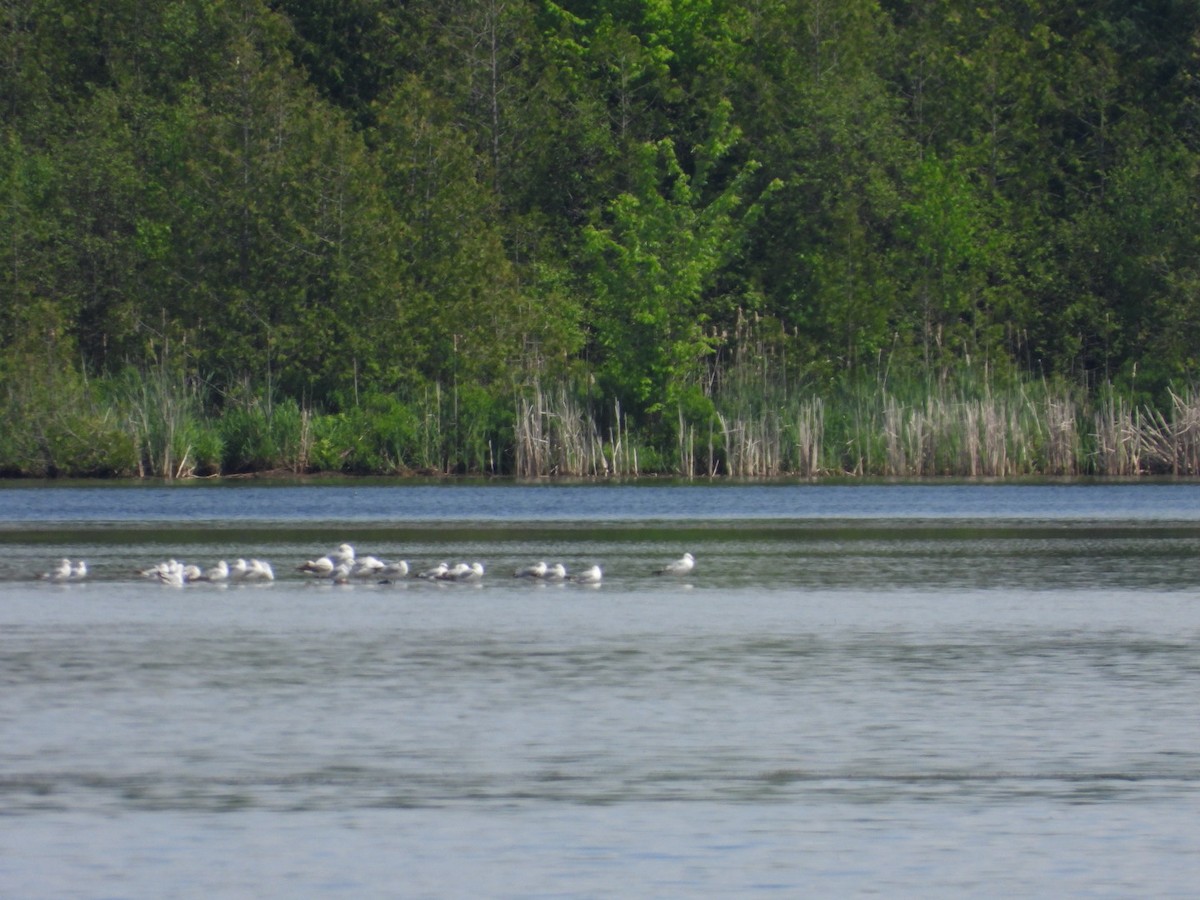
top-left (514, 384), bottom-right (646, 477)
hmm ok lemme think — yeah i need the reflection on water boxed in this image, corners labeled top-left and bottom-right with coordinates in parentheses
top-left (2, 484), bottom-right (1200, 896)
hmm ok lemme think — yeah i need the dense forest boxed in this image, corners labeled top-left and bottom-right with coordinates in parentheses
top-left (3, 0), bottom-right (1200, 477)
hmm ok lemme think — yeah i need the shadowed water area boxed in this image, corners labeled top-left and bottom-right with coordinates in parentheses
top-left (1, 482), bottom-right (1199, 897)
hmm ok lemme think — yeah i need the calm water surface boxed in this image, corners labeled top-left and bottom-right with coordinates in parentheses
top-left (2, 483), bottom-right (1199, 897)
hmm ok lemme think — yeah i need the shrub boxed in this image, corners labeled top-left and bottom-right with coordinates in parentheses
top-left (44, 416), bottom-right (138, 477)
top-left (219, 402), bottom-right (279, 472)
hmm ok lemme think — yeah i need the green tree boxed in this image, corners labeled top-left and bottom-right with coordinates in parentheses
top-left (583, 101), bottom-right (770, 419)
top-left (373, 75), bottom-right (524, 391)
top-left (736, 0), bottom-right (907, 377)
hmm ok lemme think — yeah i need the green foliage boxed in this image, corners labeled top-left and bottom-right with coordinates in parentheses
top-left (218, 397), bottom-right (309, 473)
top-left (309, 394), bottom-right (423, 474)
top-left (184, 420), bottom-right (225, 476)
top-left (2, 0), bottom-right (1200, 476)
top-left (583, 99), bottom-right (770, 421)
top-left (0, 349), bottom-right (138, 477)
top-left (42, 415), bottom-right (139, 478)
top-left (101, 367), bottom-right (207, 477)
top-left (218, 405), bottom-right (277, 473)
top-left (450, 384), bottom-right (513, 475)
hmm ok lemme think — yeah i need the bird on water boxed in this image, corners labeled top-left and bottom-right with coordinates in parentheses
top-left (659, 552), bottom-right (695, 576)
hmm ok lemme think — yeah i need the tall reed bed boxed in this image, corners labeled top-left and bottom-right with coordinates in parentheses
top-left (700, 372), bottom-right (1200, 478)
top-left (513, 383), bottom-right (645, 477)
top-left (1091, 388), bottom-right (1200, 475)
top-left (678, 310), bottom-right (1200, 477)
top-left (3, 352), bottom-right (1200, 478)
top-left (104, 367), bottom-right (219, 477)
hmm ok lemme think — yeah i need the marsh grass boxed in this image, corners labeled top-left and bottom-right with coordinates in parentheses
top-left (107, 367), bottom-right (217, 477)
top-left (689, 359), bottom-right (1200, 478)
top-left (2, 355), bottom-right (1199, 478)
top-left (1091, 387), bottom-right (1200, 476)
top-left (514, 384), bottom-right (645, 477)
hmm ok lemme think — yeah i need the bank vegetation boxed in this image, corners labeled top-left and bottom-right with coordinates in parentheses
top-left (3, 1), bottom-right (1200, 478)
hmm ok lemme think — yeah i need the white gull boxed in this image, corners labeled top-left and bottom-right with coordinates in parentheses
top-left (381, 559), bottom-right (409, 577)
top-left (572, 565), bottom-right (602, 584)
top-left (299, 543), bottom-right (355, 576)
top-left (659, 552), bottom-right (695, 576)
top-left (196, 560), bottom-right (230, 583)
top-left (41, 558), bottom-right (73, 581)
top-left (419, 562), bottom-right (449, 580)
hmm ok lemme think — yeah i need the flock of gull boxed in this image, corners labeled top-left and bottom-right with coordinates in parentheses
top-left (38, 548), bottom-right (696, 587)
top-left (37, 558), bottom-right (89, 582)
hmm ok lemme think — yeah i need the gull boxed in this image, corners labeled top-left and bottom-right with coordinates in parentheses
top-left (419, 562), bottom-right (449, 580)
top-left (353, 555), bottom-right (386, 578)
top-left (141, 559), bottom-right (186, 586)
top-left (182, 564), bottom-right (203, 582)
top-left (69, 560), bottom-right (88, 580)
top-left (380, 559), bottom-right (409, 577)
top-left (299, 543), bottom-right (355, 575)
top-left (196, 560), bottom-right (230, 583)
top-left (544, 563), bottom-right (568, 581)
top-left (299, 553), bottom-right (337, 575)
top-left (330, 561), bottom-right (354, 584)
top-left (440, 562), bottom-right (472, 581)
top-left (299, 556), bottom-right (335, 576)
top-left (139, 559), bottom-right (177, 579)
top-left (457, 562), bottom-right (485, 582)
top-left (230, 559), bottom-right (252, 580)
top-left (572, 564), bottom-right (602, 584)
top-left (436, 562), bottom-right (485, 583)
top-left (246, 559), bottom-right (274, 581)
top-left (659, 552), bottom-right (695, 576)
top-left (515, 561), bottom-right (548, 578)
top-left (156, 565), bottom-right (186, 587)
top-left (41, 558), bottom-right (73, 581)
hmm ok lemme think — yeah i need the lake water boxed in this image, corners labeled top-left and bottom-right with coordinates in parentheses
top-left (2, 482), bottom-right (1199, 897)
